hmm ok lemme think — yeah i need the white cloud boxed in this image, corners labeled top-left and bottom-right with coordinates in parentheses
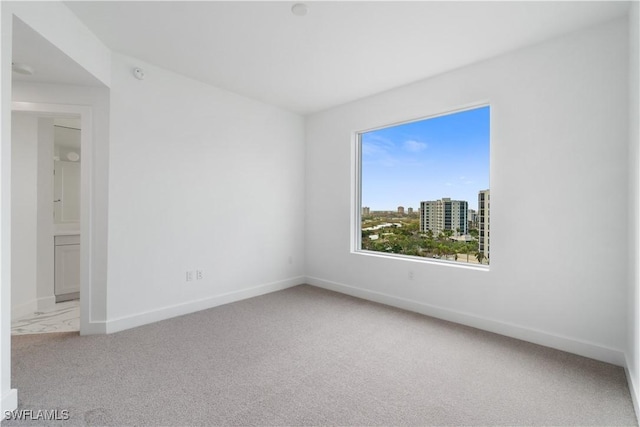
top-left (403, 140), bottom-right (427, 153)
top-left (362, 138), bottom-right (399, 167)
top-left (362, 143), bottom-right (385, 157)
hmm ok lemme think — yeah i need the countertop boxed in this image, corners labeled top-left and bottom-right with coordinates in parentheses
top-left (54, 230), bottom-right (80, 236)
top-left (53, 224), bottom-right (80, 236)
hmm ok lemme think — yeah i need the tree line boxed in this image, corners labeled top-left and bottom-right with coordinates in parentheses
top-left (361, 216), bottom-right (487, 264)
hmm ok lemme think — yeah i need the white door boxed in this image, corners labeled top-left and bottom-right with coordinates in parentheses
top-left (54, 160), bottom-right (80, 223)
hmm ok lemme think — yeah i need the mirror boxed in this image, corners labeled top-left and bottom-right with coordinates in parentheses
top-left (53, 118), bottom-right (81, 224)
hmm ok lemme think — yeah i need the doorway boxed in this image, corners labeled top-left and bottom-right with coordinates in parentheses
top-left (10, 112), bottom-right (83, 335)
top-left (10, 102), bottom-right (93, 335)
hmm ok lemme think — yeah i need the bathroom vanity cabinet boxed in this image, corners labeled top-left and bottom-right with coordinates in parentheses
top-left (54, 234), bottom-right (80, 302)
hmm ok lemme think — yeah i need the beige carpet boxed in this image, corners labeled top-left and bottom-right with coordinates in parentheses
top-left (6, 285), bottom-right (638, 426)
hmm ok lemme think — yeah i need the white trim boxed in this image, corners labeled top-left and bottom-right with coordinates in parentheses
top-left (81, 320), bottom-right (106, 335)
top-left (355, 101), bottom-right (492, 135)
top-left (306, 276), bottom-right (626, 366)
top-left (625, 353), bottom-right (640, 423)
top-left (354, 249), bottom-right (489, 272)
top-left (105, 277), bottom-right (305, 334)
top-left (1, 388), bottom-right (17, 414)
top-left (351, 130), bottom-right (362, 253)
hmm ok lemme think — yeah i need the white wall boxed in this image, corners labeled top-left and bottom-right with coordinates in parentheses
top-left (627, 0), bottom-right (640, 417)
top-left (0, 0), bottom-right (16, 415)
top-left (10, 114), bottom-right (56, 318)
top-left (36, 118), bottom-right (55, 311)
top-left (10, 113), bottom-right (38, 319)
top-left (2, 1), bottom-right (112, 411)
top-left (105, 53), bottom-right (305, 331)
top-left (306, 18), bottom-right (629, 365)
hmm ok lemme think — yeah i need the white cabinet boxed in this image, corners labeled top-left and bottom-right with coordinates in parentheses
top-left (54, 234), bottom-right (80, 302)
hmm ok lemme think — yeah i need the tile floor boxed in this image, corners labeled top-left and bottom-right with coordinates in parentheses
top-left (11, 300), bottom-right (80, 335)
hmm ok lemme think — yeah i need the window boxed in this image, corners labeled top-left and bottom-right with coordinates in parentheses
top-left (356, 105), bottom-right (490, 266)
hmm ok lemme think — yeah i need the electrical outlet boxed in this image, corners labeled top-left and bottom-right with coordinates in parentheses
top-left (408, 270), bottom-right (414, 280)
top-left (196, 270), bottom-right (203, 280)
top-left (186, 271), bottom-right (193, 282)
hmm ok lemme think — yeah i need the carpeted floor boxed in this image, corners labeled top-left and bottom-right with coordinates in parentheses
top-left (6, 285), bottom-right (638, 426)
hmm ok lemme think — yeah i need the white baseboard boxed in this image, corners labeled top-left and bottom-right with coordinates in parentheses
top-left (105, 276), bottom-right (304, 334)
top-left (80, 320), bottom-right (107, 336)
top-left (306, 276), bottom-right (626, 366)
top-left (1, 388), bottom-right (17, 414)
top-left (11, 299), bottom-right (37, 321)
top-left (625, 354), bottom-right (640, 423)
top-left (37, 295), bottom-right (55, 312)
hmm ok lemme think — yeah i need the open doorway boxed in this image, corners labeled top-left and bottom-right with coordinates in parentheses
top-left (10, 111), bottom-right (85, 335)
top-left (10, 113), bottom-right (82, 335)
top-left (8, 15), bottom-right (110, 338)
top-left (9, 102), bottom-right (93, 336)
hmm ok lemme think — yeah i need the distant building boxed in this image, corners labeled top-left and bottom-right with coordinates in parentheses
top-left (420, 198), bottom-right (468, 236)
top-left (362, 206), bottom-right (370, 216)
top-left (397, 206), bottom-right (405, 215)
top-left (478, 190), bottom-right (490, 260)
top-left (407, 207), bottom-right (414, 215)
top-left (468, 209), bottom-right (477, 229)
top-left (362, 223), bottom-right (402, 231)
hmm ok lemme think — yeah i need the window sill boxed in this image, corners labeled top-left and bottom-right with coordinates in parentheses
top-left (353, 249), bottom-right (490, 272)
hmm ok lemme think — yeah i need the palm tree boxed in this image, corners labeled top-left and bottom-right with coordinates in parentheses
top-left (463, 242), bottom-right (475, 263)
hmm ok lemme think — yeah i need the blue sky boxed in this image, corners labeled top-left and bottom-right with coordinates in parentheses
top-left (361, 106), bottom-right (490, 211)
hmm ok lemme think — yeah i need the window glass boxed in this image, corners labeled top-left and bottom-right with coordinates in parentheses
top-left (358, 105), bottom-right (490, 265)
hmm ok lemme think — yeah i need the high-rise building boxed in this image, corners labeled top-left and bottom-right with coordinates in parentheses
top-left (478, 190), bottom-right (490, 261)
top-left (468, 209), bottom-right (478, 229)
top-left (407, 207), bottom-right (414, 215)
top-left (397, 206), bottom-right (405, 215)
top-left (420, 198), bottom-right (468, 236)
top-left (362, 206), bottom-right (370, 216)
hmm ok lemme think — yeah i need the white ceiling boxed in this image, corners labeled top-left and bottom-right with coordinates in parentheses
top-left (17, 1), bottom-right (631, 115)
top-left (12, 17), bottom-right (104, 87)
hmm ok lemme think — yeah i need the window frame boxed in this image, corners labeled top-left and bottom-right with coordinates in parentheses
top-left (351, 103), bottom-right (491, 270)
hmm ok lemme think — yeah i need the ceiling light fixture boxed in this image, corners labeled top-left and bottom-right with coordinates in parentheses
top-left (12, 62), bottom-right (34, 75)
top-left (66, 152), bottom-right (80, 162)
top-left (291, 3), bottom-right (308, 17)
